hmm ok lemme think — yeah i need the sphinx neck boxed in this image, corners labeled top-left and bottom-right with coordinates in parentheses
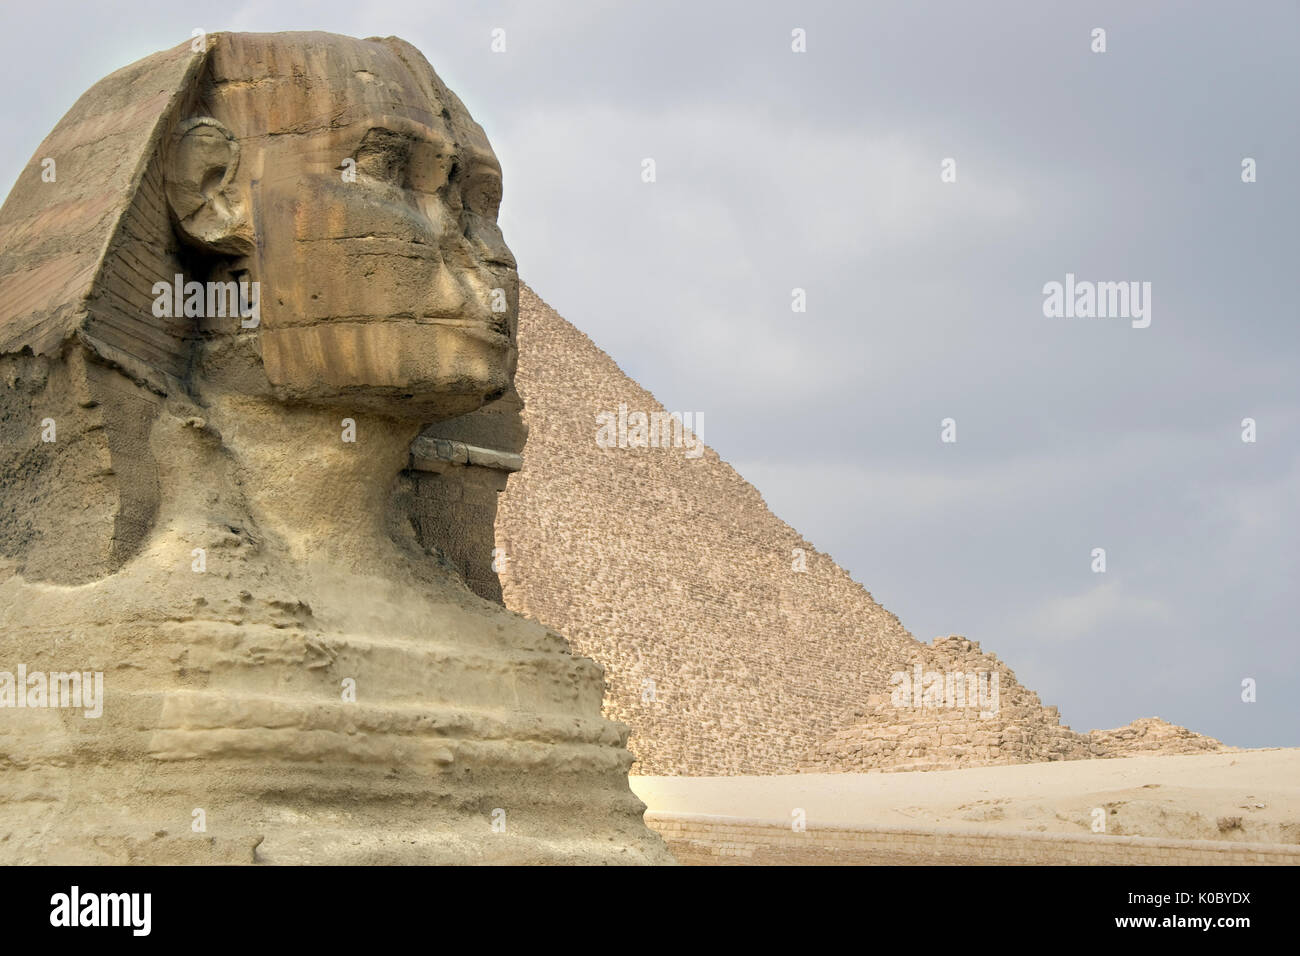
top-left (201, 391), bottom-right (421, 569)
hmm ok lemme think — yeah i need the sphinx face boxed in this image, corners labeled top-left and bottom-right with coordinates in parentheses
top-left (205, 34), bottom-right (519, 422)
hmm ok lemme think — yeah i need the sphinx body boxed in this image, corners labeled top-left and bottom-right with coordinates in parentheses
top-left (0, 32), bottom-right (670, 864)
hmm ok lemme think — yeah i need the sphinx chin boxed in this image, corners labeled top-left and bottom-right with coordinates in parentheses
top-left (261, 319), bottom-right (515, 421)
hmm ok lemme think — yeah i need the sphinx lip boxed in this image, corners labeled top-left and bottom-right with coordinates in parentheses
top-left (417, 316), bottom-right (511, 346)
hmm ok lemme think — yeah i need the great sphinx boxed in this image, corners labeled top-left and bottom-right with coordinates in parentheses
top-left (0, 31), bottom-right (670, 864)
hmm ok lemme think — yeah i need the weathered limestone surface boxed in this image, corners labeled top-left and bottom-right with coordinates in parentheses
top-left (0, 32), bottom-right (670, 864)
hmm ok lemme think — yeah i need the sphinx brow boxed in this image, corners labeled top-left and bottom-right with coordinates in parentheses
top-left (360, 118), bottom-right (451, 146)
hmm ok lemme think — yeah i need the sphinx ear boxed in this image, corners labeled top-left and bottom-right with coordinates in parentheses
top-left (164, 117), bottom-right (254, 257)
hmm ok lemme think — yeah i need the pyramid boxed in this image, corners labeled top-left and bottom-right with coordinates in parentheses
top-left (484, 285), bottom-right (1224, 776)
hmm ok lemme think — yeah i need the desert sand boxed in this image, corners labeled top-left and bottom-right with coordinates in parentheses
top-left (633, 749), bottom-right (1300, 845)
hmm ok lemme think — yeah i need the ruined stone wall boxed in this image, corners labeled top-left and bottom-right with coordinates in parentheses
top-left (404, 436), bottom-right (521, 603)
top-left (1090, 717), bottom-right (1224, 759)
top-left (406, 385), bottom-right (526, 603)
top-left (799, 636), bottom-right (1094, 773)
top-left (800, 636), bottom-right (1223, 773)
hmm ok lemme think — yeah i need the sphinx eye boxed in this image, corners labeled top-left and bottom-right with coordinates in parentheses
top-left (461, 169), bottom-right (503, 221)
top-left (353, 129), bottom-right (411, 187)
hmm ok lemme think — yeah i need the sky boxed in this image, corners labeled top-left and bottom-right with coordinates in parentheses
top-left (0, 1), bottom-right (1295, 747)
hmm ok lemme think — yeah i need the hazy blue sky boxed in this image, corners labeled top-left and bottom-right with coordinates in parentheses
top-left (1, 1), bottom-right (1295, 747)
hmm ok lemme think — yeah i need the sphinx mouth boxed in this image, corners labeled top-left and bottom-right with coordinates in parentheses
top-left (417, 315), bottom-right (512, 347)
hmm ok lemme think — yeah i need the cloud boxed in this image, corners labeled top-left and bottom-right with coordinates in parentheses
top-left (1014, 581), bottom-right (1173, 645)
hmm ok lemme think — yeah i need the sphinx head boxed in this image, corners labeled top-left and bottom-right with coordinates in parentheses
top-left (0, 31), bottom-right (518, 422)
top-left (0, 32), bottom-right (520, 581)
top-left (173, 32), bottom-right (519, 420)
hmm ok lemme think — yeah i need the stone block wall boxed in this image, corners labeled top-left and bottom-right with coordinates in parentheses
top-left (405, 388), bottom-right (526, 603)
